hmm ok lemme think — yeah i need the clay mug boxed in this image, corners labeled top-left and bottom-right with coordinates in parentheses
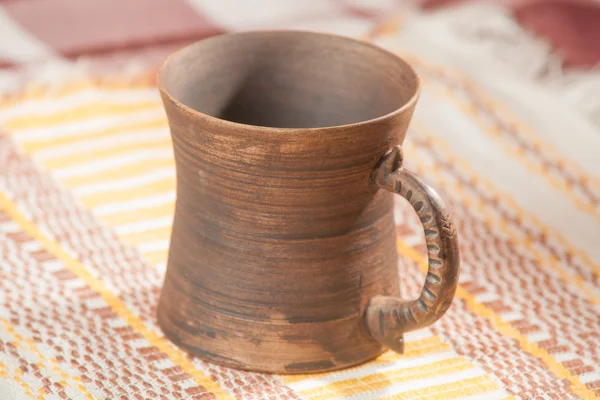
top-left (156, 31), bottom-right (460, 374)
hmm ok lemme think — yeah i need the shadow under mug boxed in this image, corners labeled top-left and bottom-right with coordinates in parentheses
top-left (156, 31), bottom-right (460, 374)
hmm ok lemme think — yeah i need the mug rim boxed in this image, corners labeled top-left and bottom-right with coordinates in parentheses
top-left (157, 30), bottom-right (421, 133)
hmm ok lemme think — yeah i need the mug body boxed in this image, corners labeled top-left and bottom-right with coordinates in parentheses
top-left (157, 31), bottom-right (419, 373)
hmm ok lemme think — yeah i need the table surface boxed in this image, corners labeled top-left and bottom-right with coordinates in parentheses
top-left (1, 1), bottom-right (599, 399)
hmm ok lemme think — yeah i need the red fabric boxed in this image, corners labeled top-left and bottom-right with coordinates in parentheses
top-left (420, 0), bottom-right (600, 67)
top-left (514, 0), bottom-right (600, 67)
top-left (3, 0), bottom-right (223, 58)
top-left (2, 0), bottom-right (598, 69)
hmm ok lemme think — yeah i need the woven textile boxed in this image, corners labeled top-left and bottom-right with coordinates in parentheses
top-left (1, 1), bottom-right (599, 399)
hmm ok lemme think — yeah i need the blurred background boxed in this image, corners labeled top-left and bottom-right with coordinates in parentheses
top-left (0, 1), bottom-right (599, 400)
top-left (1, 0), bottom-right (600, 126)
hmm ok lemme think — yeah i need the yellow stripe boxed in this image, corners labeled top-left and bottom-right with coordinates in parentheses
top-left (408, 54), bottom-right (600, 194)
top-left (379, 376), bottom-right (499, 400)
top-left (98, 202), bottom-right (174, 226)
top-left (0, 193), bottom-right (234, 400)
top-left (409, 123), bottom-right (600, 303)
top-left (43, 137), bottom-right (171, 170)
top-left (299, 358), bottom-right (474, 398)
top-left (280, 335), bottom-right (451, 384)
top-left (413, 124), bottom-right (600, 282)
top-left (5, 101), bottom-right (161, 131)
top-left (121, 225), bottom-right (173, 246)
top-left (1, 320), bottom-right (94, 400)
top-left (0, 81), bottom-right (94, 109)
top-left (6, 79), bottom-right (593, 398)
top-left (396, 238), bottom-right (597, 400)
top-left (61, 158), bottom-right (174, 188)
top-left (143, 250), bottom-right (170, 265)
top-left (364, 15), bottom-right (403, 40)
top-left (21, 117), bottom-right (166, 153)
top-left (0, 78), bottom-right (155, 109)
top-left (81, 178), bottom-right (175, 209)
top-left (416, 68), bottom-right (600, 224)
top-left (377, 336), bottom-right (450, 361)
top-left (13, 367), bottom-right (38, 399)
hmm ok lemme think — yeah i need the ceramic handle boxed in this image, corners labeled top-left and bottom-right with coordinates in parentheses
top-left (365, 146), bottom-right (460, 353)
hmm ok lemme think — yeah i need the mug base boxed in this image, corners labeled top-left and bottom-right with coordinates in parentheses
top-left (157, 305), bottom-right (388, 374)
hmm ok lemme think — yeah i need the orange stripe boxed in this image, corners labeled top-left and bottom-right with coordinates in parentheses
top-left (409, 58), bottom-right (600, 224)
top-left (0, 193), bottom-right (234, 400)
top-left (98, 202), bottom-right (174, 226)
top-left (364, 15), bottom-right (404, 40)
top-left (120, 225), bottom-right (173, 246)
top-left (280, 335), bottom-right (451, 384)
top-left (410, 122), bottom-right (600, 301)
top-left (5, 72), bottom-right (593, 399)
top-left (5, 100), bottom-right (161, 131)
top-left (396, 238), bottom-right (596, 400)
top-left (43, 138), bottom-right (172, 170)
top-left (81, 178), bottom-right (175, 208)
top-left (143, 249), bottom-right (170, 265)
top-left (21, 117), bottom-right (166, 154)
top-left (0, 77), bottom-right (155, 109)
top-left (378, 376), bottom-right (500, 400)
top-left (61, 158), bottom-right (174, 188)
top-left (12, 367), bottom-right (38, 399)
top-left (1, 320), bottom-right (94, 400)
top-left (298, 358), bottom-right (475, 398)
top-left (408, 54), bottom-right (600, 194)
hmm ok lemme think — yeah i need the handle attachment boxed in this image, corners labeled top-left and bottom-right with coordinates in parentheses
top-left (365, 146), bottom-right (460, 353)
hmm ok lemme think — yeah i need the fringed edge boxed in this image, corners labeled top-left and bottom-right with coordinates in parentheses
top-left (380, 2), bottom-right (600, 128)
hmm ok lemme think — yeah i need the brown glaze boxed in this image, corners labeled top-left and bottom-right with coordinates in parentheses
top-left (156, 31), bottom-right (460, 373)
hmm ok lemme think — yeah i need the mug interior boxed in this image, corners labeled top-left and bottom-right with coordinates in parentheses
top-left (159, 31), bottom-right (419, 129)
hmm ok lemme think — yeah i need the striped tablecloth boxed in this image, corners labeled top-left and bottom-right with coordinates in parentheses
top-left (1, 1), bottom-right (599, 399)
